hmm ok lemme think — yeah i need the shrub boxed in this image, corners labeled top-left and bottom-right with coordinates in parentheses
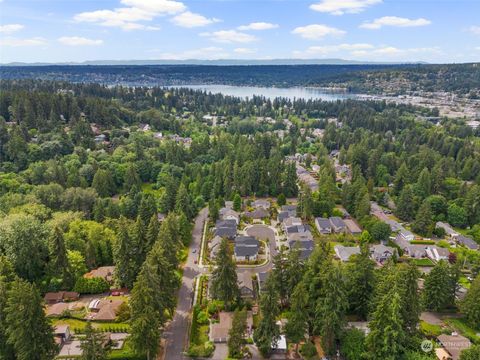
top-left (74, 277), bottom-right (110, 294)
top-left (300, 341), bottom-right (317, 359)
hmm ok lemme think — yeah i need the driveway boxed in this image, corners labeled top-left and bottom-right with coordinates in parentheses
top-left (162, 207), bottom-right (208, 360)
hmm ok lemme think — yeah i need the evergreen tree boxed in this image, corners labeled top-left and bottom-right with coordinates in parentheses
top-left (175, 183), bottom-right (192, 219)
top-left (315, 263), bottom-right (348, 355)
top-left (253, 277), bottom-right (280, 357)
top-left (393, 163), bottom-right (409, 195)
top-left (48, 226), bottom-right (73, 288)
top-left (210, 238), bottom-right (239, 306)
top-left (283, 162), bottom-right (298, 197)
top-left (138, 194), bottom-right (157, 225)
top-left (5, 278), bottom-right (56, 360)
top-left (285, 281), bottom-right (309, 353)
top-left (124, 163), bottom-right (141, 192)
top-left (277, 193), bottom-right (286, 207)
top-left (412, 200), bottom-right (434, 236)
top-left (0, 257), bottom-right (15, 360)
top-left (92, 169), bottom-right (116, 197)
top-left (423, 260), bottom-right (456, 311)
top-left (145, 214), bottom-right (160, 254)
top-left (177, 212), bottom-right (192, 246)
top-left (367, 286), bottom-right (405, 360)
top-left (396, 185), bottom-right (415, 221)
top-left (130, 270), bottom-right (161, 360)
top-left (347, 245), bottom-right (375, 320)
top-left (113, 217), bottom-right (139, 288)
top-left (460, 274), bottom-right (480, 327)
top-left (80, 322), bottom-right (109, 360)
top-left (397, 264), bottom-right (421, 337)
top-left (228, 308), bottom-right (247, 358)
top-left (233, 193), bottom-right (242, 212)
top-left (414, 168), bottom-right (431, 199)
top-left (460, 345), bottom-right (480, 360)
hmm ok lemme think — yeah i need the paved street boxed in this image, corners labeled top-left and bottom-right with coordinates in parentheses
top-left (162, 207), bottom-right (208, 360)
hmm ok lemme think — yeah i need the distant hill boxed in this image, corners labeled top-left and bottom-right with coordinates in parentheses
top-left (0, 58), bottom-right (428, 66)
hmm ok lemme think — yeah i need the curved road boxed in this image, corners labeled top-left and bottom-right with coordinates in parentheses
top-left (162, 207), bottom-right (208, 360)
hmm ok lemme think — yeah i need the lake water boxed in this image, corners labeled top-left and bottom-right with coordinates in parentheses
top-left (176, 84), bottom-right (358, 101)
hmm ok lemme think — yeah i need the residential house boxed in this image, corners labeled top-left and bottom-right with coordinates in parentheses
top-left (214, 226), bottom-right (237, 240)
top-left (234, 236), bottom-right (259, 262)
top-left (252, 199), bottom-right (270, 209)
top-left (394, 234), bottom-right (410, 250)
top-left (334, 245), bottom-right (360, 262)
top-left (283, 217), bottom-right (303, 232)
top-left (315, 217), bottom-right (332, 235)
top-left (44, 291), bottom-right (80, 304)
top-left (210, 312), bottom-right (234, 343)
top-left (88, 299), bottom-right (124, 322)
top-left (209, 235), bottom-right (223, 259)
top-left (54, 325), bottom-right (72, 345)
top-left (456, 235), bottom-right (479, 250)
top-left (398, 229), bottom-right (415, 242)
top-left (238, 272), bottom-right (255, 298)
top-left (426, 246), bottom-right (450, 262)
top-left (437, 334), bottom-right (471, 360)
top-left (330, 217), bottom-right (347, 233)
top-left (289, 238), bottom-right (315, 260)
top-left (244, 208), bottom-right (269, 220)
top-left (436, 222), bottom-right (459, 239)
top-left (215, 219), bottom-right (237, 229)
top-left (277, 205), bottom-right (297, 223)
top-left (257, 272), bottom-right (269, 293)
top-left (404, 245), bottom-right (428, 259)
top-left (219, 208), bottom-right (240, 224)
top-left (285, 224), bottom-right (310, 235)
top-left (84, 266), bottom-right (115, 284)
top-left (370, 244), bottom-right (396, 264)
top-left (344, 219), bottom-right (362, 235)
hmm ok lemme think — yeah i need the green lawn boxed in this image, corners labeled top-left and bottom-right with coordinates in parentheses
top-left (52, 318), bottom-right (130, 333)
top-left (411, 258), bottom-right (435, 267)
top-left (109, 339), bottom-right (145, 360)
top-left (420, 321), bottom-right (443, 337)
top-left (445, 318), bottom-right (480, 344)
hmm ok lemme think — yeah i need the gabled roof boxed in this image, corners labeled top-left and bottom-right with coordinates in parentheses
top-left (289, 239), bottom-right (314, 251)
top-left (329, 216), bottom-right (346, 229)
top-left (283, 217), bottom-right (303, 227)
top-left (457, 235), bottom-right (479, 250)
top-left (214, 227), bottom-right (237, 239)
top-left (435, 221), bottom-right (458, 236)
top-left (334, 245), bottom-right (360, 262)
top-left (235, 236), bottom-right (258, 246)
top-left (281, 205), bottom-right (297, 213)
top-left (215, 219), bottom-right (237, 229)
top-left (235, 245), bottom-right (259, 257)
top-left (245, 208), bottom-right (269, 219)
top-left (286, 224), bottom-right (310, 234)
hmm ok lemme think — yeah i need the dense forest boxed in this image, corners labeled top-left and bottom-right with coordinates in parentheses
top-left (1, 63), bottom-right (479, 94)
top-left (0, 79), bottom-right (479, 359)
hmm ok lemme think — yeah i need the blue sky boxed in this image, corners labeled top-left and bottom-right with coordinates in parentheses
top-left (1, 0), bottom-right (479, 63)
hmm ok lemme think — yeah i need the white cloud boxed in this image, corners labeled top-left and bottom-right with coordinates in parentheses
top-left (171, 11), bottom-right (220, 28)
top-left (0, 37), bottom-right (47, 47)
top-left (234, 47), bottom-right (257, 54)
top-left (153, 46), bottom-right (229, 60)
top-left (0, 24), bottom-right (24, 34)
top-left (360, 16), bottom-right (431, 29)
top-left (468, 26), bottom-right (480, 35)
top-left (293, 43), bottom-right (374, 57)
top-left (237, 22), bottom-right (278, 31)
top-left (120, 0), bottom-right (186, 14)
top-left (74, 0), bottom-right (187, 30)
top-left (292, 24), bottom-right (345, 40)
top-left (200, 30), bottom-right (257, 43)
top-left (58, 36), bottom-right (104, 46)
top-left (310, 0), bottom-right (382, 15)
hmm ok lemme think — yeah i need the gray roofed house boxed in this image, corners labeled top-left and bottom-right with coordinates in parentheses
top-left (456, 235), bottom-right (479, 250)
top-left (214, 227), bottom-right (237, 240)
top-left (344, 219), bottom-right (362, 235)
top-left (394, 234), bottom-right (410, 250)
top-left (234, 236), bottom-right (259, 261)
top-left (215, 219), bottom-right (237, 229)
top-left (277, 211), bottom-right (290, 223)
top-left (238, 272), bottom-right (255, 298)
top-left (315, 217), bottom-right (332, 234)
top-left (289, 239), bottom-right (314, 252)
top-left (281, 205), bottom-right (297, 213)
top-left (283, 217), bottom-right (303, 228)
top-left (370, 244), bottom-right (396, 264)
top-left (257, 272), bottom-right (269, 293)
top-left (437, 334), bottom-right (471, 360)
top-left (244, 208), bottom-right (269, 219)
top-left (286, 224), bottom-right (310, 234)
top-left (209, 235), bottom-right (223, 258)
top-left (329, 217), bottom-right (347, 233)
top-left (435, 221), bottom-right (459, 238)
top-left (398, 228), bottom-right (415, 242)
top-left (219, 208), bottom-right (240, 224)
top-left (334, 245), bottom-right (360, 262)
top-left (404, 245), bottom-right (428, 259)
top-left (252, 199), bottom-right (270, 209)
top-left (426, 246), bottom-right (450, 262)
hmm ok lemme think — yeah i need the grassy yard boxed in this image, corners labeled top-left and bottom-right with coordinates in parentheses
top-left (420, 321), bottom-right (443, 337)
top-left (52, 318), bottom-right (130, 333)
top-left (411, 258), bottom-right (435, 267)
top-left (445, 318), bottom-right (480, 344)
top-left (109, 339), bottom-right (145, 360)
